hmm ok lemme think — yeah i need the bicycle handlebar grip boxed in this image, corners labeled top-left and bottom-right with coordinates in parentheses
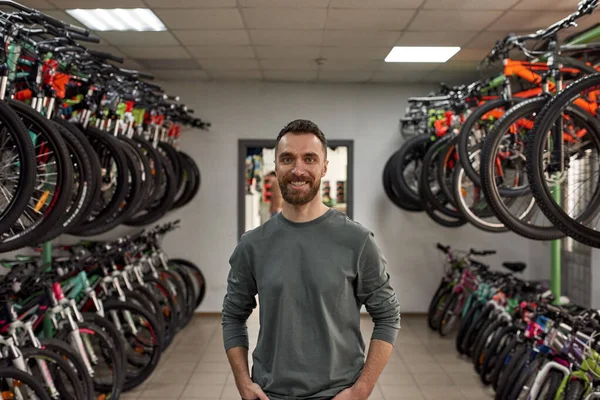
top-left (143, 82), bottom-right (162, 91)
top-left (65, 23), bottom-right (89, 36)
top-left (37, 12), bottom-right (65, 29)
top-left (186, 108), bottom-right (195, 114)
top-left (163, 94), bottom-right (180, 102)
top-left (137, 71), bottom-right (154, 80)
top-left (70, 32), bottom-right (100, 43)
top-left (436, 243), bottom-right (449, 252)
top-left (484, 250), bottom-right (497, 255)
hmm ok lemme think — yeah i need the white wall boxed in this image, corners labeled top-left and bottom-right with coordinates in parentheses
top-left (69, 79), bottom-right (550, 313)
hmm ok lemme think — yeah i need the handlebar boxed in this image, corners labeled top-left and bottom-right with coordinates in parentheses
top-left (436, 243), bottom-right (450, 253)
top-left (88, 50), bottom-right (124, 64)
top-left (470, 249), bottom-right (497, 256)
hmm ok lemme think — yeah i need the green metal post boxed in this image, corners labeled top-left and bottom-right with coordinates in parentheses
top-left (42, 241), bottom-right (52, 267)
top-left (551, 183), bottom-right (561, 304)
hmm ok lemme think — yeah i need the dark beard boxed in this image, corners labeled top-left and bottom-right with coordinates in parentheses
top-left (279, 177), bottom-right (321, 205)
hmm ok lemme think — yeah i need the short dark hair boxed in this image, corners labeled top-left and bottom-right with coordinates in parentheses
top-left (276, 119), bottom-right (327, 159)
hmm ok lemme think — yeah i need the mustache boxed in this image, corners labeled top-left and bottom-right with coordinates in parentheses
top-left (282, 174), bottom-right (313, 182)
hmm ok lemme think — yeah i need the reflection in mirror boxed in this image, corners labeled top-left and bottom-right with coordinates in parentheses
top-left (244, 145), bottom-right (349, 233)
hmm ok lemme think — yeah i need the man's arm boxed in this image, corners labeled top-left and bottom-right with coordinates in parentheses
top-left (352, 339), bottom-right (394, 396)
top-left (353, 232), bottom-right (401, 395)
top-left (222, 240), bottom-right (266, 399)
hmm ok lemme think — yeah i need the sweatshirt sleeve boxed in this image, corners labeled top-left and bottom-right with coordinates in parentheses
top-left (356, 232), bottom-right (401, 345)
top-left (221, 239), bottom-right (258, 352)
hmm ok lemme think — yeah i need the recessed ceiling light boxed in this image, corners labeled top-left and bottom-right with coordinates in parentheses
top-left (66, 8), bottom-right (167, 31)
top-left (385, 46), bottom-right (461, 63)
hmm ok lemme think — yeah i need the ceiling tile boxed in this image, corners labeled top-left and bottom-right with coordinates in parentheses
top-left (148, 69), bottom-right (210, 81)
top-left (397, 31), bottom-right (478, 47)
top-left (320, 47), bottom-right (392, 60)
top-left (263, 70), bottom-right (318, 81)
top-left (197, 59), bottom-right (260, 70)
top-left (174, 30), bottom-right (250, 46)
top-left (241, 8), bottom-right (327, 29)
top-left (323, 31), bottom-right (402, 46)
top-left (379, 62), bottom-right (439, 72)
top-left (145, 0), bottom-right (236, 7)
top-left (318, 70), bottom-right (374, 82)
top-left (371, 70), bottom-right (430, 82)
top-left (206, 70), bottom-right (263, 79)
top-left (330, 0), bottom-right (423, 8)
top-left (18, 0), bottom-right (55, 9)
top-left (119, 46), bottom-right (190, 59)
top-left (239, 0), bottom-right (328, 7)
top-left (136, 59), bottom-right (201, 70)
top-left (249, 30), bottom-right (323, 46)
top-left (259, 59), bottom-right (318, 70)
top-left (450, 48), bottom-right (491, 62)
top-left (513, 0), bottom-right (578, 10)
top-left (187, 46), bottom-right (255, 59)
top-left (487, 11), bottom-right (570, 31)
top-left (50, 0), bottom-right (144, 8)
top-left (422, 0), bottom-right (518, 9)
top-left (155, 9), bottom-right (244, 30)
top-left (319, 59), bottom-right (383, 71)
top-left (408, 10), bottom-right (503, 31)
top-left (100, 32), bottom-right (179, 47)
top-left (254, 46), bottom-right (321, 59)
top-left (325, 9), bottom-right (415, 30)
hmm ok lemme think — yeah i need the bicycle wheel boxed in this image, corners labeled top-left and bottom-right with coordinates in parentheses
top-left (383, 148), bottom-right (423, 211)
top-left (563, 379), bottom-right (586, 400)
top-left (480, 97), bottom-right (566, 241)
top-left (102, 299), bottom-right (164, 391)
top-left (67, 127), bottom-right (129, 235)
top-left (35, 120), bottom-right (96, 243)
top-left (20, 345), bottom-right (87, 400)
top-left (169, 258), bottom-right (206, 308)
top-left (526, 72), bottom-right (600, 247)
top-left (0, 366), bottom-right (52, 400)
top-left (438, 292), bottom-right (462, 337)
top-left (458, 98), bottom-right (522, 185)
top-left (171, 151), bottom-right (200, 209)
top-left (0, 99), bottom-right (73, 252)
top-left (394, 133), bottom-right (431, 205)
top-left (0, 100), bottom-right (36, 237)
top-left (535, 369), bottom-right (564, 400)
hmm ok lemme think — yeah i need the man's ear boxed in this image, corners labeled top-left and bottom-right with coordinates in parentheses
top-left (322, 160), bottom-right (328, 177)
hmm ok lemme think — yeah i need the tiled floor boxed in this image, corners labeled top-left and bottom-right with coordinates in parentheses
top-left (121, 313), bottom-right (495, 399)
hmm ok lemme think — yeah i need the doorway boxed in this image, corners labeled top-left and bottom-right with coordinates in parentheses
top-left (238, 139), bottom-right (354, 240)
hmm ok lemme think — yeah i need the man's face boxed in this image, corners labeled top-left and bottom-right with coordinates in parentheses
top-left (275, 133), bottom-right (327, 206)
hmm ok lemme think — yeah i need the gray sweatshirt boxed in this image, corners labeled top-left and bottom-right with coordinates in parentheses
top-left (222, 208), bottom-right (401, 400)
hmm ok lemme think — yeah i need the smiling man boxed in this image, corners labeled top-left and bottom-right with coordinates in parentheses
top-left (222, 119), bottom-right (401, 400)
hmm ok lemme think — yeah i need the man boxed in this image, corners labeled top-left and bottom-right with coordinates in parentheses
top-left (222, 119), bottom-right (401, 400)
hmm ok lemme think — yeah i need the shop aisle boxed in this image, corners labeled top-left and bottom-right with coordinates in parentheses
top-left (121, 312), bottom-right (493, 399)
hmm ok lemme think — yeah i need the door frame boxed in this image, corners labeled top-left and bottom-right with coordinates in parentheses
top-left (238, 139), bottom-right (354, 240)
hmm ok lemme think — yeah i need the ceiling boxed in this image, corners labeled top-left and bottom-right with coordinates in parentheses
top-left (11, 0), bottom-right (600, 84)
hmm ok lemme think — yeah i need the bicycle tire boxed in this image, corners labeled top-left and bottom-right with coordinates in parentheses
top-left (496, 342), bottom-right (531, 400)
top-left (394, 134), bottom-right (431, 205)
top-left (536, 369), bottom-right (564, 400)
top-left (0, 99), bottom-right (73, 251)
top-left (438, 291), bottom-right (462, 337)
top-left (480, 324), bottom-right (517, 385)
top-left (526, 72), bottom-right (600, 247)
top-left (563, 379), bottom-right (586, 400)
top-left (383, 148), bottom-right (423, 211)
top-left (68, 127), bottom-right (129, 234)
top-left (480, 97), bottom-right (566, 241)
top-left (0, 366), bottom-right (52, 400)
top-left (462, 304), bottom-right (494, 358)
top-left (456, 301), bottom-right (484, 355)
top-left (473, 319), bottom-right (507, 375)
top-left (39, 337), bottom-right (94, 400)
top-left (169, 258), bottom-right (206, 308)
top-left (20, 345), bottom-right (87, 400)
top-left (458, 98), bottom-right (522, 185)
top-left (171, 151), bottom-right (200, 209)
top-left (35, 120), bottom-right (96, 243)
top-left (0, 100), bottom-right (36, 237)
top-left (508, 355), bottom-right (543, 400)
top-left (491, 333), bottom-right (519, 391)
top-left (102, 299), bottom-right (164, 391)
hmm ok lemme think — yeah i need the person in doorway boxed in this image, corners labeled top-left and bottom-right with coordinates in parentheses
top-left (265, 171), bottom-right (283, 217)
top-left (222, 119), bottom-right (401, 400)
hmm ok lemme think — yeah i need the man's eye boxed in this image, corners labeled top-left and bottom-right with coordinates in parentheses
top-left (305, 157), bottom-right (314, 163)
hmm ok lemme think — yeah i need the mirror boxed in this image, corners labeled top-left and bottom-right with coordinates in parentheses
top-left (238, 139), bottom-right (353, 238)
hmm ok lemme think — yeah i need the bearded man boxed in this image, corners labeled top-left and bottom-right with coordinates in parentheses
top-left (222, 119), bottom-right (401, 400)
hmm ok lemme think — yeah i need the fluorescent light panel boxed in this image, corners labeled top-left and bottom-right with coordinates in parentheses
top-left (385, 46), bottom-right (460, 63)
top-left (66, 8), bottom-right (166, 31)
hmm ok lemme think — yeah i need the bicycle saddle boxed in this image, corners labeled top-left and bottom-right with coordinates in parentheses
top-left (502, 262), bottom-right (526, 273)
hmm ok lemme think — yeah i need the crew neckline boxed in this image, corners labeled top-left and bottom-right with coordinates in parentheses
top-left (278, 208), bottom-right (335, 228)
